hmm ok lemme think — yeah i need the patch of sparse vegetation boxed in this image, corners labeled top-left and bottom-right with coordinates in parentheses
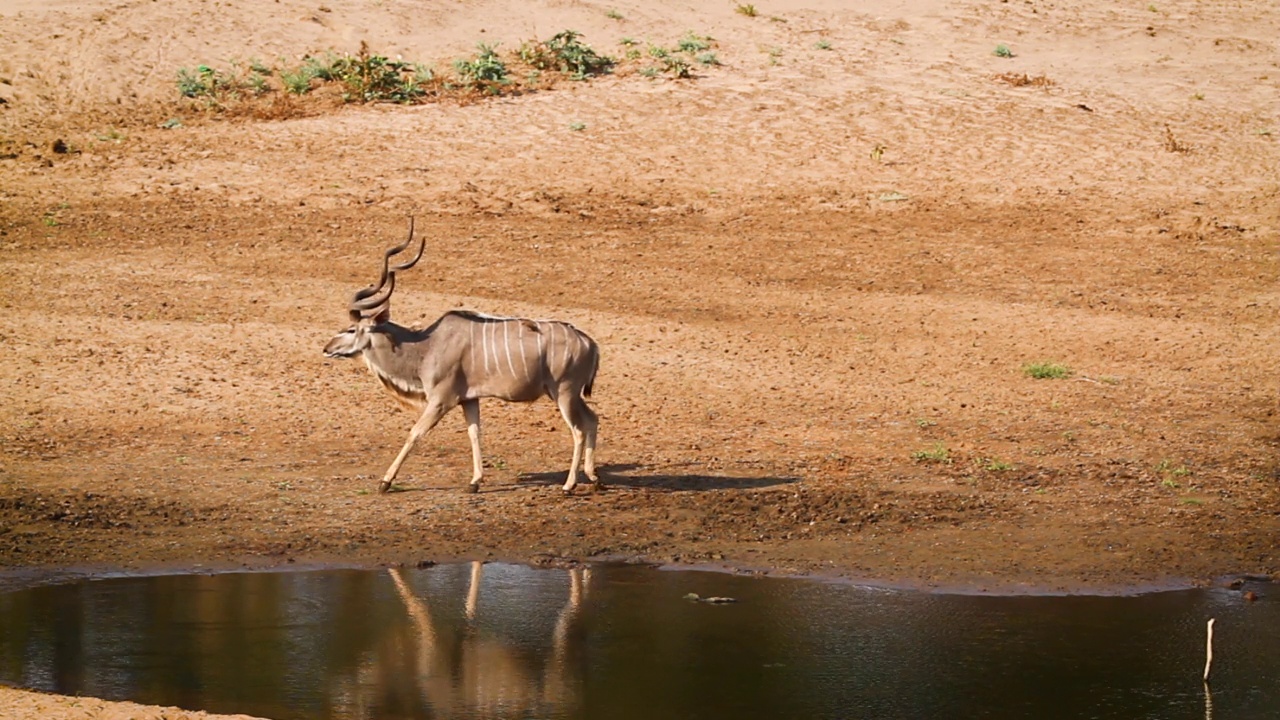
top-left (814, 39), bottom-right (833, 51)
top-left (328, 47), bottom-right (432, 103)
top-left (994, 44), bottom-right (1015, 58)
top-left (568, 121), bottom-right (586, 131)
top-left (736, 4), bottom-right (759, 17)
top-left (912, 443), bottom-right (952, 464)
top-left (1156, 459), bottom-right (1191, 479)
top-left (454, 42), bottom-right (509, 93)
top-left (606, 9), bottom-right (624, 20)
top-left (174, 29), bottom-right (712, 111)
top-left (677, 32), bottom-right (713, 53)
top-left (660, 55), bottom-right (692, 78)
top-left (983, 458), bottom-right (1014, 472)
top-left (1023, 362), bottom-right (1072, 380)
top-left (633, 32), bottom-right (719, 78)
top-left (520, 30), bottom-right (614, 80)
top-left (280, 66), bottom-right (315, 95)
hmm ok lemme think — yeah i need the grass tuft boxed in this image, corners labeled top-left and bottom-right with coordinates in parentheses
top-left (911, 443), bottom-right (952, 464)
top-left (1023, 362), bottom-right (1072, 380)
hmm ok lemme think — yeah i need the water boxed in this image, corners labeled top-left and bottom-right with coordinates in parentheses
top-left (0, 563), bottom-right (1276, 720)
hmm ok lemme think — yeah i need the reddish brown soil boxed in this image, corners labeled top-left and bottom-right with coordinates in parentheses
top-left (2, 0), bottom-right (1279, 715)
top-left (3, 0), bottom-right (1278, 590)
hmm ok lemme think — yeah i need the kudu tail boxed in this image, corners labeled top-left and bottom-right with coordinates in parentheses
top-left (583, 342), bottom-right (600, 398)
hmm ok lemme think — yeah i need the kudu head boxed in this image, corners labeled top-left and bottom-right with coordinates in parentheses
top-left (323, 218), bottom-right (426, 358)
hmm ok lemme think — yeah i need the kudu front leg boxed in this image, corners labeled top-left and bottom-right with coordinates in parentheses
top-left (379, 400), bottom-right (448, 493)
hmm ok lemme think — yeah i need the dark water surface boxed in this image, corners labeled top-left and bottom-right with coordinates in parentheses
top-left (1, 563), bottom-right (1276, 719)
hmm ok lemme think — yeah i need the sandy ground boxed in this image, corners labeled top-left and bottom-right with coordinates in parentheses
top-left (2, 0), bottom-right (1279, 717)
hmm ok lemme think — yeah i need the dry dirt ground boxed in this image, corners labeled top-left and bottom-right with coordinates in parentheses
top-left (1, 0), bottom-right (1279, 716)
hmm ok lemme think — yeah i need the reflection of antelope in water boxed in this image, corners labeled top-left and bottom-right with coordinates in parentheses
top-left (323, 218), bottom-right (602, 494)
top-left (385, 562), bottom-right (590, 715)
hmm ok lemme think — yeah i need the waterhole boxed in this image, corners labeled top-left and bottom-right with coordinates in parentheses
top-left (1, 563), bottom-right (1276, 719)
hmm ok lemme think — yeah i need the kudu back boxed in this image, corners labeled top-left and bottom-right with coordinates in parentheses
top-left (323, 218), bottom-right (601, 494)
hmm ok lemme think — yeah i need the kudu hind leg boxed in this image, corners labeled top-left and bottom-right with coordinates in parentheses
top-left (462, 399), bottom-right (483, 493)
top-left (556, 393), bottom-right (599, 494)
top-left (379, 400), bottom-right (449, 493)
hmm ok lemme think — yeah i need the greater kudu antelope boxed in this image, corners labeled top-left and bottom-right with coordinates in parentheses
top-left (323, 219), bottom-right (601, 494)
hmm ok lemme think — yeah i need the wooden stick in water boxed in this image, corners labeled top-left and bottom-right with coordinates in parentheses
top-left (1203, 618), bottom-right (1215, 683)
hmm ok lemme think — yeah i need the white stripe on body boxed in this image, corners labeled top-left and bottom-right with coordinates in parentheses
top-left (503, 321), bottom-right (517, 378)
top-left (517, 323), bottom-right (530, 380)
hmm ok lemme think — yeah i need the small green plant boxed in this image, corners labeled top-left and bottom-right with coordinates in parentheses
top-left (639, 65), bottom-right (660, 78)
top-left (915, 418), bottom-right (937, 428)
top-left (545, 30), bottom-right (615, 79)
top-left (736, 3), bottom-right (758, 17)
top-left (677, 32), bottom-right (712, 53)
top-left (569, 121), bottom-right (586, 131)
top-left (619, 37), bottom-right (639, 46)
top-left (521, 31), bottom-right (614, 80)
top-left (1023, 362), bottom-right (1072, 379)
top-left (994, 44), bottom-right (1014, 58)
top-left (1156, 459), bottom-right (1191, 478)
top-left (1161, 478), bottom-right (1180, 489)
top-left (648, 44), bottom-right (670, 59)
top-left (661, 55), bottom-right (692, 78)
top-left (912, 443), bottom-right (952, 464)
top-left (606, 9), bottom-right (623, 20)
top-left (983, 458), bottom-right (1014, 472)
top-left (280, 66), bottom-right (315, 94)
top-left (246, 71), bottom-right (269, 95)
top-left (454, 42), bottom-right (509, 91)
top-left (696, 52), bottom-right (721, 66)
top-left (814, 39), bottom-right (832, 50)
top-left (303, 52), bottom-right (342, 81)
top-left (176, 65), bottom-right (221, 98)
top-left (626, 48), bottom-right (643, 60)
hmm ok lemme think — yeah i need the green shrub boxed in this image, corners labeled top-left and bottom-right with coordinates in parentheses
top-left (454, 42), bottom-right (509, 92)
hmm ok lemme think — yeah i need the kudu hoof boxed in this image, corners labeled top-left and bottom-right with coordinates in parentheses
top-left (377, 481), bottom-right (393, 494)
top-left (464, 483), bottom-right (479, 494)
